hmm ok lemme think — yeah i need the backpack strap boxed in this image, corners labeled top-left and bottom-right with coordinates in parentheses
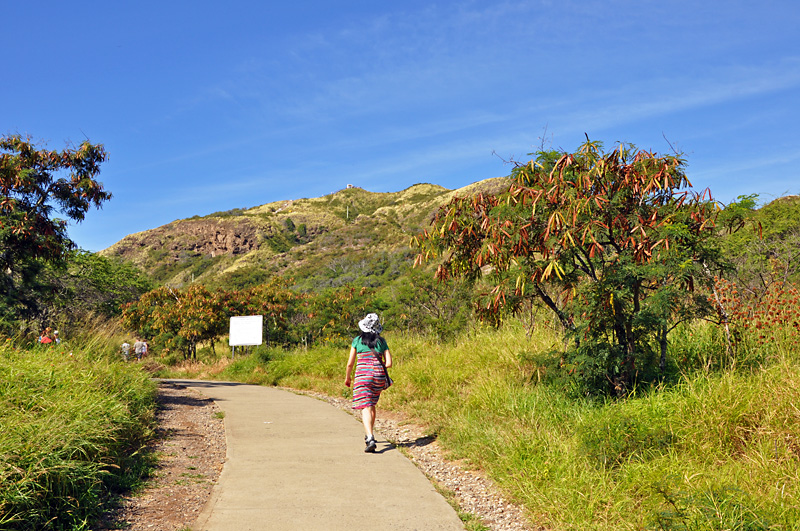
top-left (369, 349), bottom-right (393, 388)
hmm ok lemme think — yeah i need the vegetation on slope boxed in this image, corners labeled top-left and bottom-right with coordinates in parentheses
top-left (0, 339), bottom-right (157, 530)
top-left (721, 194), bottom-right (800, 292)
top-left (100, 179), bottom-right (509, 291)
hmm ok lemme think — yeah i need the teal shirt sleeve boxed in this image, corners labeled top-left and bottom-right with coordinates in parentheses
top-left (351, 336), bottom-right (389, 353)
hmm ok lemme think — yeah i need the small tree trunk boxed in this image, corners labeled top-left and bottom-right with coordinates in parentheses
top-left (659, 324), bottom-right (668, 372)
top-left (622, 322), bottom-right (636, 395)
top-left (534, 283), bottom-right (577, 347)
top-left (611, 299), bottom-right (636, 396)
top-left (704, 262), bottom-right (731, 358)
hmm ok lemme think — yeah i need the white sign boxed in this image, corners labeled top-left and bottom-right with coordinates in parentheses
top-left (229, 315), bottom-right (263, 346)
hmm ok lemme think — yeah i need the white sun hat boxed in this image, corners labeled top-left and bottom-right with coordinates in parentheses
top-left (358, 313), bottom-right (383, 334)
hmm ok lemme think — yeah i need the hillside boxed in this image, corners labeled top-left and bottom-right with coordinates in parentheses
top-left (719, 194), bottom-right (800, 289)
top-left (101, 178), bottom-right (510, 291)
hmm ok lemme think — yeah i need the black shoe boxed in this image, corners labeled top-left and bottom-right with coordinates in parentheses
top-left (365, 437), bottom-right (377, 453)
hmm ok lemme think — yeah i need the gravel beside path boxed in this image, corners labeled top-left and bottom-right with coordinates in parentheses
top-left (98, 382), bottom-right (227, 530)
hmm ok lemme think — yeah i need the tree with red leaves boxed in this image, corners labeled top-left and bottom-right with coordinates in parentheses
top-left (415, 140), bottom-right (731, 394)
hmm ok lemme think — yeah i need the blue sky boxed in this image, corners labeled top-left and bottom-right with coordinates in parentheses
top-left (4, 1), bottom-right (798, 252)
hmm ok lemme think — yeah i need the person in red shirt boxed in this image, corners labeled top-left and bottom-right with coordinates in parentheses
top-left (39, 327), bottom-right (53, 344)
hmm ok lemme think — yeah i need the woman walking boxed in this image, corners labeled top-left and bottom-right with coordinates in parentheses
top-left (344, 313), bottom-right (392, 453)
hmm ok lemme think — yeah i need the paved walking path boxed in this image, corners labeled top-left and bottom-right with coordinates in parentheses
top-left (167, 380), bottom-right (464, 531)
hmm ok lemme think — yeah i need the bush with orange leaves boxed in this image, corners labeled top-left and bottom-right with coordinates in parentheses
top-left (711, 275), bottom-right (800, 356)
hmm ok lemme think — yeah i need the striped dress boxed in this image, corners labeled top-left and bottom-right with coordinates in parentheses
top-left (351, 336), bottom-right (389, 410)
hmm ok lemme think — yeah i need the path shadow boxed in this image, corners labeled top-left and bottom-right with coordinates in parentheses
top-left (158, 378), bottom-right (245, 388)
top-left (375, 433), bottom-right (437, 454)
top-left (394, 434), bottom-right (437, 449)
top-left (154, 383), bottom-right (218, 442)
top-left (157, 387), bottom-right (216, 409)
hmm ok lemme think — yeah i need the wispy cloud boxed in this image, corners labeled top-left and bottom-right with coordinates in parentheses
top-left (534, 59), bottom-right (800, 135)
top-left (692, 147), bottom-right (800, 181)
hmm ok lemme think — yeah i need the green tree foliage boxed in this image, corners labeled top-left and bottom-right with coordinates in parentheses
top-left (720, 195), bottom-right (800, 296)
top-left (0, 257), bottom-right (50, 332)
top-left (123, 278), bottom-right (306, 358)
top-left (385, 267), bottom-right (473, 341)
top-left (0, 135), bottom-right (110, 329)
top-left (122, 285), bottom-right (226, 360)
top-left (299, 285), bottom-right (378, 345)
top-left (4, 250), bottom-right (154, 335)
top-left (53, 250), bottom-right (153, 316)
top-left (177, 285), bottom-right (227, 360)
top-left (415, 140), bottom-right (732, 394)
top-left (225, 278), bottom-right (301, 347)
top-left (0, 135), bottom-right (110, 271)
top-left (122, 279), bottom-right (381, 357)
top-left (121, 287), bottom-right (183, 355)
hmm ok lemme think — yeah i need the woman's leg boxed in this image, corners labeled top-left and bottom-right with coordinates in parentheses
top-left (361, 406), bottom-right (376, 439)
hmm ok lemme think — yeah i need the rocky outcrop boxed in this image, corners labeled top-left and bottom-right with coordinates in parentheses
top-left (178, 219), bottom-right (258, 258)
top-left (105, 218), bottom-right (258, 264)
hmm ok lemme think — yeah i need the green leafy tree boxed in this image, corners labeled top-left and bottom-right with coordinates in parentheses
top-left (122, 285), bottom-right (227, 360)
top-left (121, 287), bottom-right (183, 355)
top-left (301, 285), bottom-right (378, 346)
top-left (721, 195), bottom-right (800, 295)
top-left (415, 140), bottom-right (730, 394)
top-left (226, 278), bottom-right (302, 347)
top-left (0, 135), bottom-right (110, 328)
top-left (54, 251), bottom-right (153, 315)
top-left (386, 267), bottom-right (473, 341)
top-left (178, 285), bottom-right (227, 360)
top-left (9, 250), bottom-right (154, 336)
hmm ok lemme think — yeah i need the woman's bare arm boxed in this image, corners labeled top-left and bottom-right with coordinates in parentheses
top-left (344, 347), bottom-right (357, 387)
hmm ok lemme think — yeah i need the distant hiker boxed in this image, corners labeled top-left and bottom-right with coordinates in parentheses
top-left (39, 327), bottom-right (53, 344)
top-left (344, 313), bottom-right (392, 453)
top-left (121, 341), bottom-right (131, 361)
top-left (53, 330), bottom-right (60, 344)
top-left (133, 338), bottom-right (146, 361)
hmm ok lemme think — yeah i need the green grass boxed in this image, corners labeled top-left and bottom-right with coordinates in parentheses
top-left (158, 321), bottom-right (800, 530)
top-left (0, 341), bottom-right (157, 530)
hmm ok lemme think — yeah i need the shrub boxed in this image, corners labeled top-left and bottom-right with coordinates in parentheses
top-left (651, 485), bottom-right (771, 531)
top-left (0, 345), bottom-right (157, 530)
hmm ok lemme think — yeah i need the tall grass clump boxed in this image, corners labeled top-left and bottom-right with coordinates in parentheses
top-left (0, 341), bottom-right (157, 530)
top-left (374, 324), bottom-right (800, 529)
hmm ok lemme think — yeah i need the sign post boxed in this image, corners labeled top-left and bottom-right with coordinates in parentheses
top-left (229, 315), bottom-right (263, 358)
